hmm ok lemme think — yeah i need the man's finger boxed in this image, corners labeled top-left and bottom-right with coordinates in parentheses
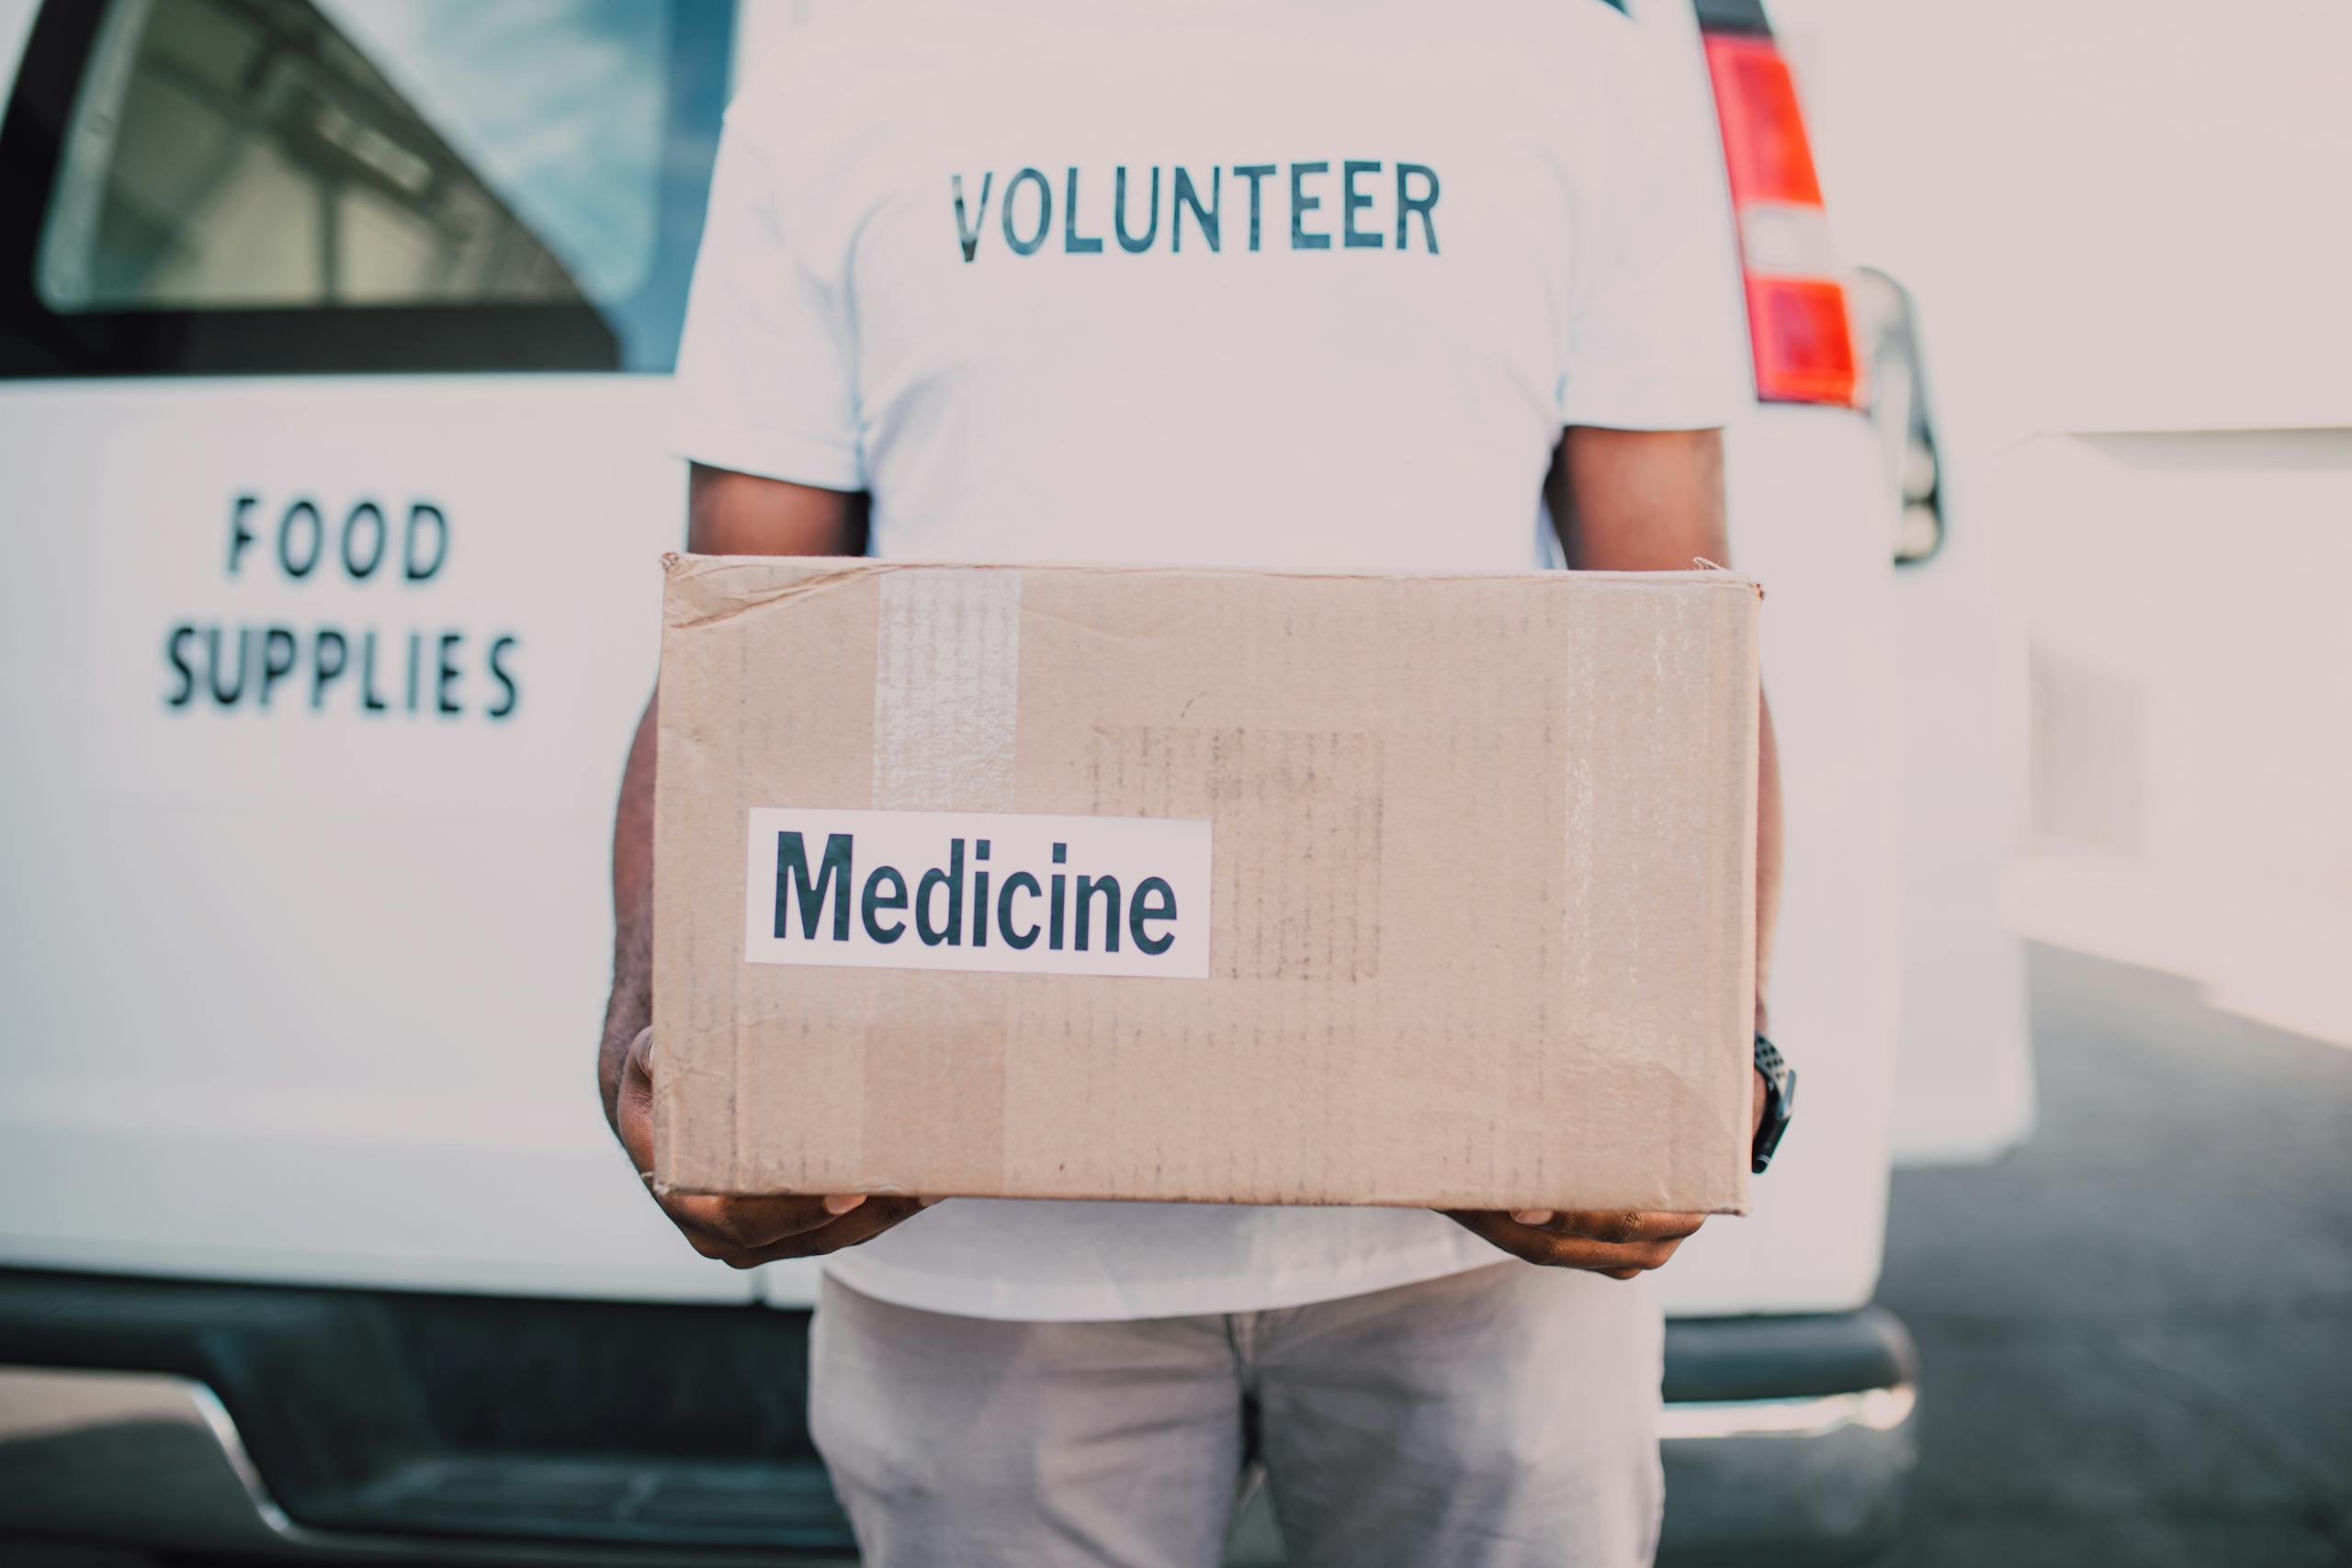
top-left (736, 1194), bottom-right (930, 1263)
top-left (1504, 1210), bottom-right (1704, 1243)
top-left (1546, 1210), bottom-right (1707, 1245)
top-left (662, 1190), bottom-right (858, 1249)
top-left (1517, 1230), bottom-right (1687, 1273)
top-left (689, 1195), bottom-right (930, 1269)
top-left (1442, 1210), bottom-right (1695, 1275)
top-left (616, 1027), bottom-right (658, 1170)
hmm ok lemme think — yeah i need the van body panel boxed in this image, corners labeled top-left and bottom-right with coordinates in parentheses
top-left (0, 373), bottom-right (753, 1303)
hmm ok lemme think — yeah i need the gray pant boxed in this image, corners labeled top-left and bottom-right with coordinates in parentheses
top-left (809, 1261), bottom-right (1665, 1567)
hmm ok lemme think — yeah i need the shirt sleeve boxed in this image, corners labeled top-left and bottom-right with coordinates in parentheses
top-left (670, 113), bottom-right (865, 491)
top-left (1557, 25), bottom-right (1748, 432)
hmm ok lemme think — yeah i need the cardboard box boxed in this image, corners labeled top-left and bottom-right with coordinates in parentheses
top-left (652, 555), bottom-right (1760, 1214)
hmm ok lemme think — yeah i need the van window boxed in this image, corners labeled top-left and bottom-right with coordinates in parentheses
top-left (0, 0), bottom-right (731, 376)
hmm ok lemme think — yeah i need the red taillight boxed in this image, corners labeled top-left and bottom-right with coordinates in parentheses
top-left (1745, 277), bottom-right (1856, 405)
top-left (1703, 32), bottom-right (1860, 408)
top-left (1705, 34), bottom-right (1824, 207)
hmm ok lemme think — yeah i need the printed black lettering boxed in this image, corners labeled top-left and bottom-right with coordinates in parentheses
top-left (971, 841), bottom-right (992, 946)
top-left (1002, 167), bottom-right (1052, 256)
top-left (436, 632), bottom-right (464, 716)
top-left (775, 830), bottom-right (854, 942)
top-left (485, 634), bottom-right (518, 719)
top-left (1049, 871), bottom-right (1067, 951)
top-left (404, 502), bottom-right (449, 581)
top-left (1290, 161), bottom-right (1331, 250)
top-left (1234, 164), bottom-right (1275, 252)
top-left (862, 865), bottom-right (909, 943)
top-left (164, 624), bottom-right (195, 708)
top-left (1063, 167), bottom-right (1103, 254)
top-left (1075, 874), bottom-right (1122, 953)
top-left (1173, 165), bottom-right (1221, 253)
top-left (1396, 164), bottom-right (1441, 254)
top-left (258, 626), bottom-right (298, 707)
top-left (1343, 160), bottom-right (1383, 249)
top-left (999, 872), bottom-right (1041, 949)
top-left (1130, 876), bottom-right (1179, 956)
top-left (951, 172), bottom-right (993, 262)
top-left (916, 837), bottom-right (967, 946)
top-left (406, 631), bottom-right (423, 712)
top-left (360, 631), bottom-right (390, 712)
top-left (228, 494), bottom-right (258, 577)
top-left (341, 502), bottom-right (387, 579)
top-left (278, 501), bottom-right (322, 579)
top-left (1114, 164), bottom-right (1160, 253)
top-left (313, 627), bottom-right (347, 709)
top-left (949, 161), bottom-right (1438, 263)
top-left (206, 626), bottom-right (248, 705)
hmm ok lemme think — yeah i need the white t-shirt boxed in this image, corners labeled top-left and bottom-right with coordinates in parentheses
top-left (671, 0), bottom-right (1744, 1322)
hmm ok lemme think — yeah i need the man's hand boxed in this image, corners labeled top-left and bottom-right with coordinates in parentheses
top-left (600, 468), bottom-right (892, 1269)
top-left (1443, 1207), bottom-right (1709, 1279)
top-left (615, 1028), bottom-right (929, 1268)
top-left (1445, 1067), bottom-right (1770, 1278)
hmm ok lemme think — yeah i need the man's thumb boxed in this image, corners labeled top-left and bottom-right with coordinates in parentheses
top-left (622, 1028), bottom-right (658, 1111)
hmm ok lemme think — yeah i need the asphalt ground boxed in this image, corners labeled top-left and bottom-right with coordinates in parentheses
top-left (1875, 943), bottom-right (2352, 1567)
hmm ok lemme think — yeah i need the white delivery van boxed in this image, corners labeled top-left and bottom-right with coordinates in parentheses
top-left (0, 1), bottom-right (2022, 1562)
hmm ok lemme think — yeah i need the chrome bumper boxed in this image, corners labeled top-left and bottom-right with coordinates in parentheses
top-left (0, 1364), bottom-right (855, 1565)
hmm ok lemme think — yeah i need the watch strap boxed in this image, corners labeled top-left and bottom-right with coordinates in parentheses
top-left (1751, 1032), bottom-right (1796, 1175)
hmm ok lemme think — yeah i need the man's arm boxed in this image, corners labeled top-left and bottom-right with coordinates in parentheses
top-left (1446, 426), bottom-right (1781, 1278)
top-left (597, 466), bottom-right (855, 1126)
top-left (599, 465), bottom-right (925, 1269)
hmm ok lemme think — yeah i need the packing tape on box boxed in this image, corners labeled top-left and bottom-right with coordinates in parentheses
top-left (865, 567), bottom-right (1023, 1189)
top-left (872, 565), bottom-right (1023, 808)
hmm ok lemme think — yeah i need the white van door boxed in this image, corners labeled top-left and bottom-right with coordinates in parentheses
top-left (0, 0), bottom-right (753, 1301)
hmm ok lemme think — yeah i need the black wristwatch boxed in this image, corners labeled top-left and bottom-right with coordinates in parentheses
top-left (1751, 1032), bottom-right (1797, 1175)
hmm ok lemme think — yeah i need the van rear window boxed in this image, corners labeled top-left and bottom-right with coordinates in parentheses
top-left (0, 0), bottom-right (731, 377)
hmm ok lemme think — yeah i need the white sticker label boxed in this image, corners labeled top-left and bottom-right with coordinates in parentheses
top-left (742, 807), bottom-right (1213, 978)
